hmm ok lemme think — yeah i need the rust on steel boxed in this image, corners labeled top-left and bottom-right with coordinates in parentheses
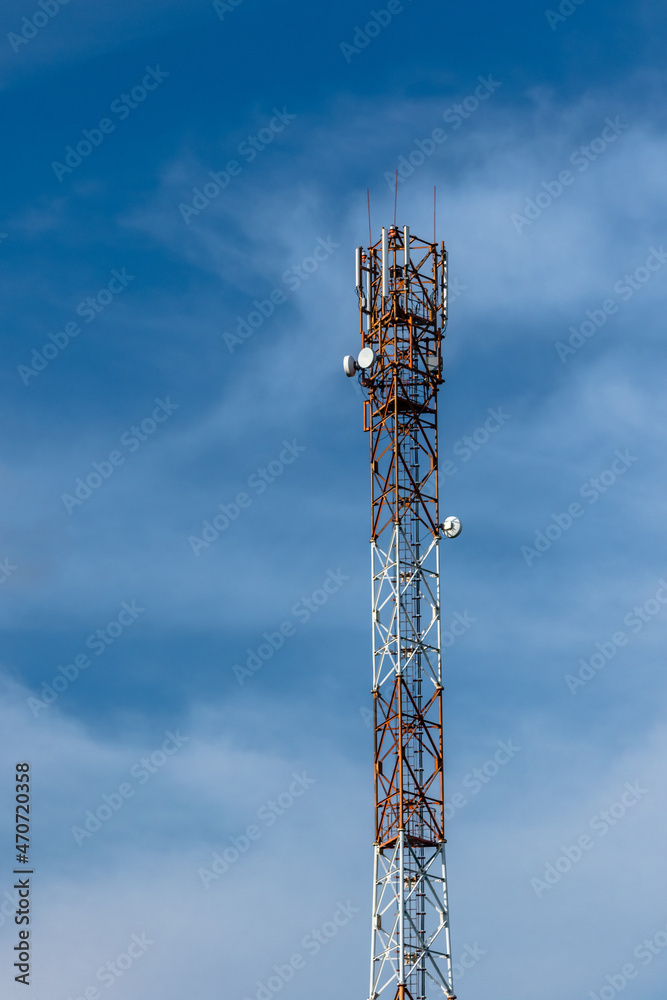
top-left (359, 227), bottom-right (447, 855)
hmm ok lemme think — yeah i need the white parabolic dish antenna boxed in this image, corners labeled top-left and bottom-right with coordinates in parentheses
top-left (441, 516), bottom-right (462, 538)
top-left (357, 347), bottom-right (375, 369)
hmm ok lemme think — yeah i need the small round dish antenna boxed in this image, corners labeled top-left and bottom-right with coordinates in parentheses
top-left (440, 516), bottom-right (462, 538)
top-left (343, 355), bottom-right (357, 377)
top-left (357, 347), bottom-right (375, 369)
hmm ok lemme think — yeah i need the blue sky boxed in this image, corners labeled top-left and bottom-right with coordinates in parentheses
top-left (1, 1), bottom-right (667, 998)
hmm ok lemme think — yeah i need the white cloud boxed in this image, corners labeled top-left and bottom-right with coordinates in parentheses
top-left (0, 0), bottom-right (210, 87)
top-left (0, 675), bottom-right (369, 998)
top-left (3, 83), bottom-right (666, 640)
top-left (2, 675), bottom-right (667, 999)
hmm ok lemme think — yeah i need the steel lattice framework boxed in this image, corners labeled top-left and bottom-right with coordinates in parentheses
top-left (354, 226), bottom-right (455, 1000)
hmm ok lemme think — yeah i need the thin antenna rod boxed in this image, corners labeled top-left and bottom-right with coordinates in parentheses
top-left (367, 188), bottom-right (372, 246)
top-left (394, 171), bottom-right (398, 227)
top-left (433, 186), bottom-right (437, 244)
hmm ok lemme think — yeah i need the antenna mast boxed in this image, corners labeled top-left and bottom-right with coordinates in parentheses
top-left (345, 223), bottom-right (459, 1000)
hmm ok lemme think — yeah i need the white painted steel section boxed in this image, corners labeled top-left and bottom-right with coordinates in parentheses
top-left (369, 840), bottom-right (455, 998)
top-left (371, 530), bottom-right (442, 692)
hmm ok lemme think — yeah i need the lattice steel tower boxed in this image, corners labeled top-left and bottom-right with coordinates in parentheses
top-left (343, 225), bottom-right (460, 1000)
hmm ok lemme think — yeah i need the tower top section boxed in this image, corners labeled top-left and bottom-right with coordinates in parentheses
top-left (344, 226), bottom-right (448, 543)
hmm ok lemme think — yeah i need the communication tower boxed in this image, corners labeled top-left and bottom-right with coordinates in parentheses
top-left (343, 224), bottom-right (461, 1000)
